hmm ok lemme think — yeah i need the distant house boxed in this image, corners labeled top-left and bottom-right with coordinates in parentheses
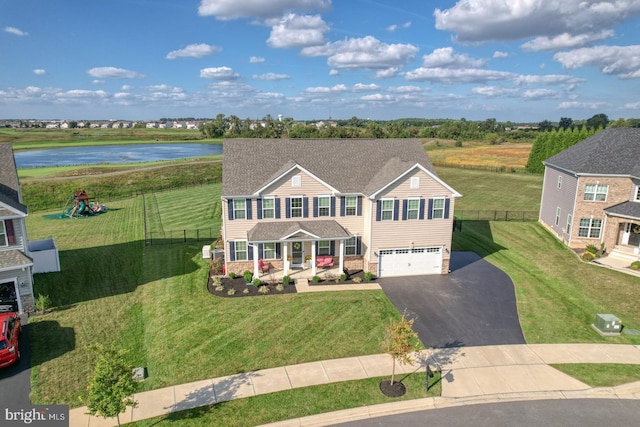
top-left (221, 139), bottom-right (461, 279)
top-left (539, 129), bottom-right (640, 259)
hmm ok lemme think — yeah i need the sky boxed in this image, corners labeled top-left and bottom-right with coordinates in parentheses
top-left (2, 0), bottom-right (640, 122)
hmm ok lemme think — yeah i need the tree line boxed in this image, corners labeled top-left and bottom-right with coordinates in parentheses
top-left (525, 126), bottom-right (601, 173)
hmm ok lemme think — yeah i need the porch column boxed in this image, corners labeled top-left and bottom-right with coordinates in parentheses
top-left (311, 240), bottom-right (317, 276)
top-left (283, 242), bottom-right (289, 276)
top-left (339, 239), bottom-right (344, 273)
top-left (252, 244), bottom-right (259, 279)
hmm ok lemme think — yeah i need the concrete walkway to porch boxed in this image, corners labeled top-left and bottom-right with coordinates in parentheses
top-left (294, 278), bottom-right (381, 292)
top-left (593, 247), bottom-right (640, 278)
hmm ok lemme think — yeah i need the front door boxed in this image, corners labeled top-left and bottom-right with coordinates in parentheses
top-left (291, 241), bottom-right (304, 267)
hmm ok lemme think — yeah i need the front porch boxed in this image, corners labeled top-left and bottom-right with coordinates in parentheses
top-left (256, 265), bottom-right (344, 282)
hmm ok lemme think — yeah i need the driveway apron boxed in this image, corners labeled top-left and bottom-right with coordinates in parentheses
top-left (378, 252), bottom-right (525, 348)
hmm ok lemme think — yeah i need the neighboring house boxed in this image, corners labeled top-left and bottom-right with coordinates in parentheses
top-left (539, 128), bottom-right (640, 257)
top-left (221, 139), bottom-right (461, 278)
top-left (0, 144), bottom-right (35, 313)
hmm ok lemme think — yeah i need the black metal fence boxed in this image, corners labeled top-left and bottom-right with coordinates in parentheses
top-left (455, 210), bottom-right (538, 222)
top-left (145, 228), bottom-right (218, 246)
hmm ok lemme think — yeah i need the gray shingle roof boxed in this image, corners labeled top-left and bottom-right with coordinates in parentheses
top-left (0, 143), bottom-right (27, 214)
top-left (247, 220), bottom-right (351, 242)
top-left (0, 249), bottom-right (33, 270)
top-left (222, 139), bottom-right (435, 197)
top-left (544, 128), bottom-right (640, 177)
top-left (604, 201), bottom-right (640, 220)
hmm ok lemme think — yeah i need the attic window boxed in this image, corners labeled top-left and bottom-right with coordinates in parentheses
top-left (410, 177), bottom-right (420, 189)
top-left (292, 175), bottom-right (301, 187)
top-left (635, 186), bottom-right (640, 202)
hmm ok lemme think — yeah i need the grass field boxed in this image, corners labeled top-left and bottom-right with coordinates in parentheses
top-left (23, 160), bottom-right (640, 423)
top-left (427, 142), bottom-right (532, 169)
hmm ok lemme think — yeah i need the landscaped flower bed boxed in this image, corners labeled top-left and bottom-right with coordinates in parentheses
top-left (207, 274), bottom-right (296, 298)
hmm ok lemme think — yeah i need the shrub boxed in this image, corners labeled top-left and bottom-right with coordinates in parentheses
top-left (352, 276), bottom-right (362, 284)
top-left (252, 278), bottom-right (261, 286)
top-left (455, 140), bottom-right (463, 147)
top-left (243, 270), bottom-right (253, 283)
top-left (35, 294), bottom-right (52, 312)
top-left (242, 288), bottom-right (250, 294)
top-left (312, 275), bottom-right (321, 283)
top-left (364, 271), bottom-right (374, 281)
top-left (276, 284), bottom-right (284, 292)
top-left (340, 273), bottom-right (348, 281)
top-left (630, 261), bottom-right (640, 271)
top-left (228, 272), bottom-right (237, 279)
top-left (581, 251), bottom-right (596, 262)
top-left (227, 288), bottom-right (236, 296)
top-left (212, 276), bottom-right (221, 287)
top-left (258, 285), bottom-right (270, 294)
top-left (214, 284), bottom-right (224, 292)
top-left (283, 275), bottom-right (291, 285)
top-left (210, 257), bottom-right (224, 275)
top-left (586, 244), bottom-right (598, 255)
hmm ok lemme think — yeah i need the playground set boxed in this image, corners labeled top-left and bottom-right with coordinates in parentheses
top-left (61, 190), bottom-right (107, 218)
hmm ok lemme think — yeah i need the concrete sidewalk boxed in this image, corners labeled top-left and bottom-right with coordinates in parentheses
top-left (69, 344), bottom-right (640, 427)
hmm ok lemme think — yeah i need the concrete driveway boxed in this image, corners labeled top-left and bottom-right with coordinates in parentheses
top-left (378, 252), bottom-right (525, 348)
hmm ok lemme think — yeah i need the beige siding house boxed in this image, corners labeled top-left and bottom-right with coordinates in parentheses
top-left (221, 139), bottom-right (461, 279)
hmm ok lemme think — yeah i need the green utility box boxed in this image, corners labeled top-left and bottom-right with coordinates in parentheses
top-left (593, 313), bottom-right (621, 334)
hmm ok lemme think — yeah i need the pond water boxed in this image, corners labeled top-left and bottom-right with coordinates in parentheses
top-left (13, 143), bottom-right (223, 168)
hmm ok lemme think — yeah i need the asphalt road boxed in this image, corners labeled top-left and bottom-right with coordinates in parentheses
top-left (378, 252), bottom-right (525, 348)
top-left (334, 398), bottom-right (640, 427)
top-left (0, 316), bottom-right (31, 407)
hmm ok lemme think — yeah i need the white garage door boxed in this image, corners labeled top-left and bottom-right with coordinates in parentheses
top-left (378, 247), bottom-right (442, 277)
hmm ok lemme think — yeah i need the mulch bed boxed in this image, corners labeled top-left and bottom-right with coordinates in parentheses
top-left (379, 379), bottom-right (407, 397)
top-left (307, 270), bottom-right (377, 285)
top-left (207, 275), bottom-right (297, 298)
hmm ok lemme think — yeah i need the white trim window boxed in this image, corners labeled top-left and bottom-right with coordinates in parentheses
top-left (318, 196), bottom-right (331, 217)
top-left (381, 199), bottom-right (394, 221)
top-left (318, 240), bottom-right (331, 255)
top-left (0, 221), bottom-right (6, 246)
top-left (233, 199), bottom-right (246, 219)
top-left (407, 198), bottom-right (420, 220)
top-left (635, 185), bottom-right (640, 202)
top-left (567, 214), bottom-right (572, 235)
top-left (410, 176), bottom-right (420, 189)
top-left (557, 176), bottom-right (562, 189)
top-left (584, 184), bottom-right (608, 201)
top-left (345, 196), bottom-right (357, 216)
top-left (263, 242), bottom-right (276, 259)
top-left (234, 241), bottom-right (248, 261)
top-left (345, 237), bottom-right (358, 256)
top-left (292, 175), bottom-right (301, 187)
top-left (262, 197), bottom-right (275, 219)
top-left (578, 218), bottom-right (602, 238)
top-left (432, 197), bottom-right (445, 219)
top-left (555, 207), bottom-right (561, 226)
top-left (291, 196), bottom-right (303, 218)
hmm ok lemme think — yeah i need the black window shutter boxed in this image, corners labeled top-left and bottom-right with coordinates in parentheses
top-left (276, 243), bottom-right (281, 259)
top-left (330, 197), bottom-right (336, 217)
top-left (246, 199), bottom-right (252, 220)
top-left (330, 240), bottom-right (335, 256)
top-left (356, 236), bottom-right (362, 255)
top-left (393, 200), bottom-right (399, 221)
top-left (419, 199), bottom-right (425, 220)
top-left (340, 196), bottom-right (346, 216)
top-left (248, 245), bottom-right (254, 260)
top-left (258, 243), bottom-right (264, 259)
top-left (402, 200), bottom-right (408, 220)
top-left (285, 198), bottom-right (291, 218)
top-left (444, 198), bottom-right (451, 219)
top-left (303, 197), bottom-right (309, 218)
top-left (275, 198), bottom-right (281, 218)
top-left (229, 241), bottom-right (235, 261)
top-left (5, 220), bottom-right (15, 245)
top-left (257, 199), bottom-right (263, 219)
top-left (376, 200), bottom-right (382, 221)
top-left (228, 200), bottom-right (234, 220)
top-left (357, 196), bottom-right (362, 216)
top-left (313, 197), bottom-right (318, 217)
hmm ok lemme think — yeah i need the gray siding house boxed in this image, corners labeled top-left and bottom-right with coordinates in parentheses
top-left (539, 129), bottom-right (640, 259)
top-left (221, 139), bottom-right (461, 278)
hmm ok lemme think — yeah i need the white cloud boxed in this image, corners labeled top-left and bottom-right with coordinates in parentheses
top-left (305, 84), bottom-right (348, 93)
top-left (403, 21), bottom-right (411, 29)
top-left (200, 66), bottom-right (240, 80)
top-left (4, 26), bottom-right (28, 36)
top-left (387, 24), bottom-right (398, 32)
top-left (267, 14), bottom-right (328, 48)
top-left (88, 67), bottom-right (145, 79)
top-left (434, 0), bottom-right (640, 44)
top-left (421, 47), bottom-right (487, 68)
top-left (624, 101), bottom-right (640, 109)
top-left (522, 30), bottom-right (614, 52)
top-left (352, 83), bottom-right (381, 92)
top-left (250, 56), bottom-right (265, 63)
top-left (472, 86), bottom-right (518, 97)
top-left (302, 36), bottom-right (418, 70)
top-left (92, 80), bottom-right (104, 85)
top-left (33, 69), bottom-right (46, 75)
top-left (558, 101), bottom-right (607, 109)
top-left (253, 73), bottom-right (290, 80)
top-left (388, 85), bottom-right (422, 93)
top-left (522, 88), bottom-right (562, 100)
top-left (554, 45), bottom-right (640, 78)
top-left (361, 93), bottom-right (393, 101)
top-left (493, 51), bottom-right (509, 59)
top-left (166, 43), bottom-right (221, 59)
top-left (329, 69), bottom-right (339, 76)
top-left (121, 85), bottom-right (133, 91)
top-left (406, 67), bottom-right (515, 83)
top-left (144, 85), bottom-right (184, 93)
top-left (198, 0), bottom-right (331, 20)
top-left (375, 67), bottom-right (400, 79)
top-left (514, 74), bottom-right (585, 86)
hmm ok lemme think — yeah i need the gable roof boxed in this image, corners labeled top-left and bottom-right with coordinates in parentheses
top-left (222, 138), bottom-right (436, 197)
top-left (543, 128), bottom-right (640, 178)
top-left (0, 143), bottom-right (28, 215)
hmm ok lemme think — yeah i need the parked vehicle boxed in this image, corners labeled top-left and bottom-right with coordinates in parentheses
top-left (0, 312), bottom-right (21, 368)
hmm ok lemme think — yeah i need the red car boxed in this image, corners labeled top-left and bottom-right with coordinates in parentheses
top-left (0, 312), bottom-right (21, 368)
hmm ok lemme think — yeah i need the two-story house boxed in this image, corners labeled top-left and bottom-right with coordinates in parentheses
top-left (221, 138), bottom-right (461, 279)
top-left (0, 143), bottom-right (35, 313)
top-left (539, 128), bottom-right (640, 258)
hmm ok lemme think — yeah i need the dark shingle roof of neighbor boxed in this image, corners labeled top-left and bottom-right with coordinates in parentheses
top-left (222, 138), bottom-right (435, 197)
top-left (604, 201), bottom-right (640, 220)
top-left (0, 143), bottom-right (28, 214)
top-left (544, 128), bottom-right (640, 178)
